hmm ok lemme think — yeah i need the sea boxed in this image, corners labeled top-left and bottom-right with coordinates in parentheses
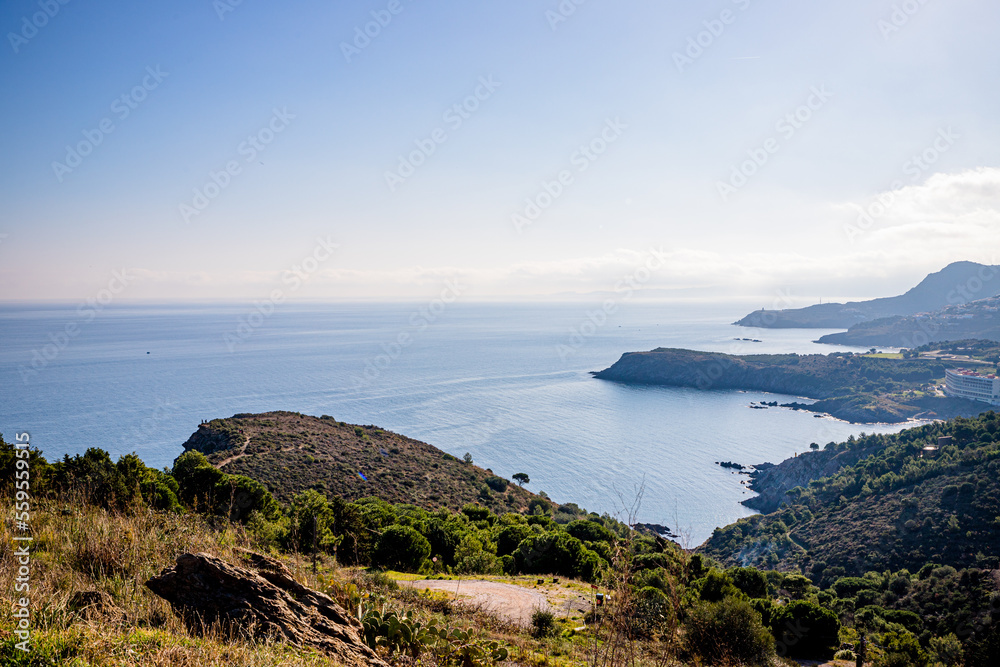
top-left (0, 300), bottom-right (916, 544)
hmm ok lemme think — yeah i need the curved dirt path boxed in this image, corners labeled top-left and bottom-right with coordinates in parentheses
top-left (216, 436), bottom-right (250, 468)
top-left (404, 579), bottom-right (589, 626)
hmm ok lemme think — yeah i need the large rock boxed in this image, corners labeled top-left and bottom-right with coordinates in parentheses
top-left (145, 551), bottom-right (386, 667)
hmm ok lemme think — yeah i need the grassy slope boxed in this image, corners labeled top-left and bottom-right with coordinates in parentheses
top-left (699, 412), bottom-right (1000, 579)
top-left (0, 498), bottom-right (348, 666)
top-left (181, 411), bottom-right (539, 513)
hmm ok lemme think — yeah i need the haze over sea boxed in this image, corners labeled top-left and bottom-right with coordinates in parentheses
top-left (0, 301), bottom-right (914, 544)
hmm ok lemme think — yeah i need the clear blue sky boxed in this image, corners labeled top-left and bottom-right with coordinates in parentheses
top-left (1, 0), bottom-right (998, 302)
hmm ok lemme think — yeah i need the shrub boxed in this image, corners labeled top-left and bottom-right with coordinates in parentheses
top-left (683, 597), bottom-right (775, 666)
top-left (375, 525), bottom-right (431, 571)
top-left (565, 519), bottom-right (615, 544)
top-left (513, 532), bottom-right (602, 581)
top-left (496, 523), bottom-right (533, 557)
top-left (461, 504), bottom-right (493, 523)
top-left (730, 566), bottom-right (769, 599)
top-left (770, 600), bottom-right (840, 659)
top-left (929, 633), bottom-right (964, 667)
top-left (694, 570), bottom-right (741, 602)
top-left (530, 609), bottom-right (556, 638)
top-left (633, 586), bottom-right (674, 639)
top-left (454, 534), bottom-right (501, 575)
top-left (527, 498), bottom-right (551, 515)
top-left (484, 476), bottom-right (508, 492)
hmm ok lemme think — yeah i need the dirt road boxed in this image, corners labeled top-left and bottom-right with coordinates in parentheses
top-left (403, 579), bottom-right (590, 626)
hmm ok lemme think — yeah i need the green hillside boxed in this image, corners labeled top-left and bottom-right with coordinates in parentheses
top-left (818, 296), bottom-right (1000, 347)
top-left (700, 412), bottom-right (1000, 579)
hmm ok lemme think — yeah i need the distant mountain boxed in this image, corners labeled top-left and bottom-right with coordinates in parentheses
top-left (734, 261), bottom-right (1000, 329)
top-left (181, 411), bottom-right (539, 513)
top-left (817, 296), bottom-right (1000, 347)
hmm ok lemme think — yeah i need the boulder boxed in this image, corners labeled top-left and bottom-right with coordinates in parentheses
top-left (145, 551), bottom-right (386, 667)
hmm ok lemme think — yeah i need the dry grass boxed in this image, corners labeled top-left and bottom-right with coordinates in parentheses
top-left (0, 496), bottom-right (347, 666)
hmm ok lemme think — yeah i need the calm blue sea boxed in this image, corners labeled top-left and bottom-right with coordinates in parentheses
top-left (0, 301), bottom-right (913, 544)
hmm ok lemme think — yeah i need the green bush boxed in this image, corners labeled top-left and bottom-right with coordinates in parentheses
top-left (770, 600), bottom-right (840, 659)
top-left (633, 586), bottom-right (674, 639)
top-left (730, 566), bottom-right (769, 599)
top-left (375, 525), bottom-right (431, 571)
top-left (565, 519), bottom-right (615, 544)
top-left (495, 523), bottom-right (533, 557)
top-left (484, 476), bottom-right (508, 492)
top-left (530, 609), bottom-right (556, 638)
top-left (683, 597), bottom-right (775, 666)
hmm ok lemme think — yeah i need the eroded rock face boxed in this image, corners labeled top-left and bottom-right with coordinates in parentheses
top-left (145, 551), bottom-right (386, 667)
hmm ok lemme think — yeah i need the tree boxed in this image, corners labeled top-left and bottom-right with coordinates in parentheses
top-left (375, 525), bottom-right (431, 571)
top-left (512, 472), bottom-right (530, 486)
top-left (769, 600), bottom-right (840, 659)
top-left (730, 566), bottom-right (769, 599)
top-left (684, 597), bottom-right (775, 666)
top-left (809, 442), bottom-right (820, 450)
top-left (463, 452), bottom-right (473, 464)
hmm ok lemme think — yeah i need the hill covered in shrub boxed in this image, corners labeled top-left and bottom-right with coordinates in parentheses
top-left (700, 412), bottom-right (1000, 578)
top-left (181, 411), bottom-right (538, 513)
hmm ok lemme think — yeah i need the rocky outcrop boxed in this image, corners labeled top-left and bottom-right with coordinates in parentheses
top-left (592, 348), bottom-right (841, 398)
top-left (742, 445), bottom-right (880, 513)
top-left (145, 551), bottom-right (386, 667)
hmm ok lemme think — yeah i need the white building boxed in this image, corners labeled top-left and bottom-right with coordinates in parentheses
top-left (944, 368), bottom-right (1000, 406)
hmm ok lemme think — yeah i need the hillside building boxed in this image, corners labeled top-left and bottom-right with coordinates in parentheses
top-left (944, 368), bottom-right (1000, 406)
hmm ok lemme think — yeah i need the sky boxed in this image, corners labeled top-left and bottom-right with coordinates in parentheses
top-left (1, 0), bottom-right (998, 303)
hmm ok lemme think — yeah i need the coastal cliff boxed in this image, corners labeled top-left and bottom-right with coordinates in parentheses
top-left (592, 348), bottom-right (844, 398)
top-left (593, 348), bottom-right (988, 423)
top-left (742, 444), bottom-right (881, 513)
